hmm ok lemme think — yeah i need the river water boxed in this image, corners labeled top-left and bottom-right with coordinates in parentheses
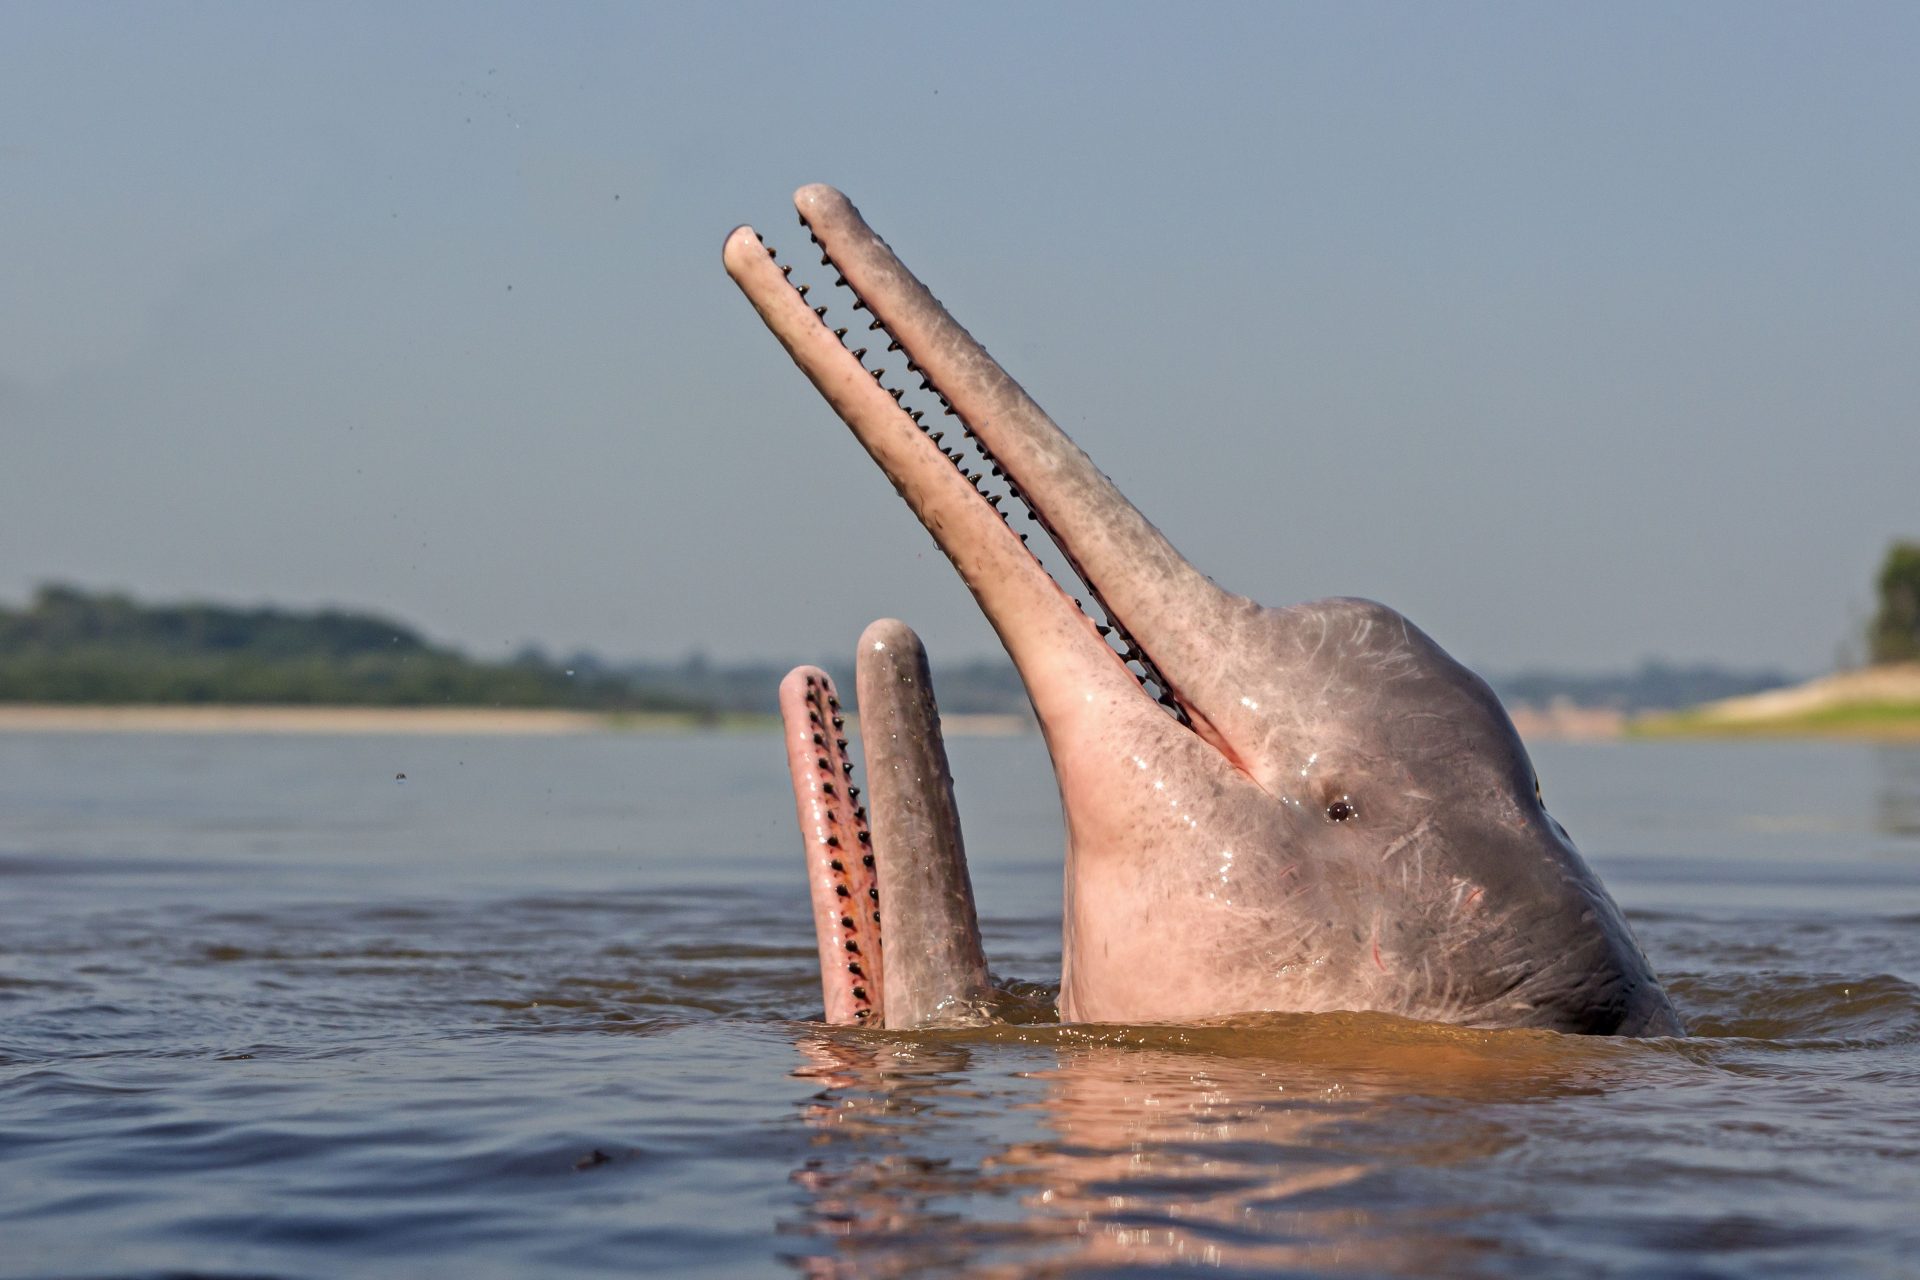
top-left (1, 730), bottom-right (1916, 1278)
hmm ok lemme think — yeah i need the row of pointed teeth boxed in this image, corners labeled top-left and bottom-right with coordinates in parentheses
top-left (800, 672), bottom-right (878, 1020)
top-left (763, 225), bottom-right (1188, 725)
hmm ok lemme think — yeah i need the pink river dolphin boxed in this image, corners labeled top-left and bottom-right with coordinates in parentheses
top-left (725, 186), bottom-right (1682, 1038)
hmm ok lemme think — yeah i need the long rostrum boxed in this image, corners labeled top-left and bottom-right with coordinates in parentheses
top-left (792, 186), bottom-right (1241, 716)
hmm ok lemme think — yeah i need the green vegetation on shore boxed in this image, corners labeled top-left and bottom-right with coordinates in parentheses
top-left (1871, 540), bottom-right (1920, 665)
top-left (1631, 541), bottom-right (1920, 741)
top-left (0, 585), bottom-right (703, 712)
top-left (1632, 701), bottom-right (1920, 740)
top-left (0, 582), bottom-right (1806, 724)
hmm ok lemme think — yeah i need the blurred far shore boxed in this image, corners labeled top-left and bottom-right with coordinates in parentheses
top-left (3, 549), bottom-right (1917, 741)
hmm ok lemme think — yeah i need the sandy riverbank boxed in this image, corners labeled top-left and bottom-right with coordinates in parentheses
top-left (20, 695), bottom-right (1911, 742)
top-left (0, 704), bottom-right (1037, 737)
top-left (1632, 663), bottom-right (1920, 740)
top-left (1505, 702), bottom-right (1626, 741)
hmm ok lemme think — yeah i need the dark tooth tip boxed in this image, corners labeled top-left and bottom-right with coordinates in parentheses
top-left (888, 387), bottom-right (904, 400)
top-left (796, 284), bottom-right (809, 297)
top-left (781, 264), bottom-right (793, 277)
top-left (929, 431), bottom-right (944, 443)
top-left (851, 348), bottom-right (866, 360)
top-left (906, 361), bottom-right (920, 373)
top-left (886, 340), bottom-right (901, 352)
top-left (834, 328), bottom-right (848, 339)
top-left (833, 276), bottom-right (847, 287)
top-left (868, 319), bottom-right (883, 330)
top-left (796, 213), bottom-right (806, 227)
top-left (819, 253), bottom-right (830, 265)
top-left (868, 886), bottom-right (878, 900)
top-left (813, 306), bottom-right (827, 318)
top-left (851, 299), bottom-right (866, 311)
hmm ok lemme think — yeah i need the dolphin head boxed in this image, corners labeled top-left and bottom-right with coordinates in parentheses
top-left (727, 186), bottom-right (1680, 1036)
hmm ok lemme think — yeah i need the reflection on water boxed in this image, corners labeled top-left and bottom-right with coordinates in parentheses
top-left (783, 1019), bottom-right (1673, 1276)
top-left (787, 1020), bottom-right (1612, 1280)
top-left (1, 733), bottom-right (1918, 1277)
top-left (781, 990), bottom-right (1920, 1277)
top-left (1876, 746), bottom-right (1920, 836)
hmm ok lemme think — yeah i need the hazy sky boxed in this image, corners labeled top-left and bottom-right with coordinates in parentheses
top-left (3, 3), bottom-right (1915, 675)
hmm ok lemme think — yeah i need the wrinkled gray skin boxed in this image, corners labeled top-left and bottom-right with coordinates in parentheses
top-left (730, 186), bottom-right (1682, 1036)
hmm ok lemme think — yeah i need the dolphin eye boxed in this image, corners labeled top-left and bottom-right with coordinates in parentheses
top-left (1326, 797), bottom-right (1357, 823)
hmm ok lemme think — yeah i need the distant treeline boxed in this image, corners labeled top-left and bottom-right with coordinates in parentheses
top-left (1487, 661), bottom-right (1794, 715)
top-left (0, 584), bottom-right (1798, 715)
top-left (616, 654), bottom-right (1794, 717)
top-left (609, 652), bottom-right (1032, 718)
top-left (0, 585), bottom-right (699, 712)
top-left (1871, 540), bottom-right (1920, 664)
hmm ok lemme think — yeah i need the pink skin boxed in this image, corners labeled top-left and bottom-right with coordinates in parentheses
top-left (725, 215), bottom-right (1186, 1021)
top-left (732, 188), bottom-right (1680, 1035)
top-left (779, 668), bottom-right (883, 1025)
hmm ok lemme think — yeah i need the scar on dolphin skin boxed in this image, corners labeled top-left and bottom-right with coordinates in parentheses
top-left (736, 186), bottom-right (1683, 1037)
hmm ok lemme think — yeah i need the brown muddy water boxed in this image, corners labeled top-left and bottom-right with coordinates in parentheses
top-left (2, 731), bottom-right (1917, 1278)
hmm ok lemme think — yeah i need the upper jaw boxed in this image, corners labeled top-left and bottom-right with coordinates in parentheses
top-left (725, 187), bottom-right (1236, 758)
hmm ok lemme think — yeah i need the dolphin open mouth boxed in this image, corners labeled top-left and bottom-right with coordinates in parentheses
top-left (723, 187), bottom-right (1230, 767)
top-left (727, 186), bottom-right (1683, 1037)
top-left (726, 186), bottom-right (1252, 1029)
